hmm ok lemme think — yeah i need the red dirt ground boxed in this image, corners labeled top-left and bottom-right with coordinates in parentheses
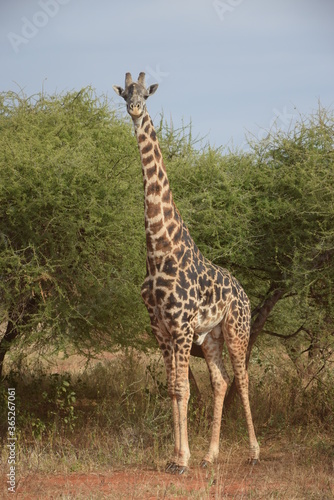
top-left (3, 466), bottom-right (268, 499)
top-left (4, 455), bottom-right (334, 499)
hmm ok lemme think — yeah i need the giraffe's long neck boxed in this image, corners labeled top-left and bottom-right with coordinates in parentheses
top-left (134, 110), bottom-right (186, 263)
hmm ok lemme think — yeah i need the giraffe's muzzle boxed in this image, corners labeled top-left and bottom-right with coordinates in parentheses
top-left (128, 102), bottom-right (143, 117)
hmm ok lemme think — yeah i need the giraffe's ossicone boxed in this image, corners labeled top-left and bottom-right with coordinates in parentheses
top-left (113, 72), bottom-right (260, 473)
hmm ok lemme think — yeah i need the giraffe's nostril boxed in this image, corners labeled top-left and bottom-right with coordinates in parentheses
top-left (128, 101), bottom-right (143, 117)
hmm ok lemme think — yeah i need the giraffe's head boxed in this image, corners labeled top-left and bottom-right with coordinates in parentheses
top-left (113, 72), bottom-right (158, 123)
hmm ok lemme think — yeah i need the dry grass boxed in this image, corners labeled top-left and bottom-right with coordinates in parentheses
top-left (1, 350), bottom-right (333, 498)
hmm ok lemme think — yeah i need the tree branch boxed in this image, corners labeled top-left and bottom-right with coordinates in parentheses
top-left (263, 324), bottom-right (305, 340)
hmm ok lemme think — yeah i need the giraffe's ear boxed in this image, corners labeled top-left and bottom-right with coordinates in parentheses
top-left (112, 85), bottom-right (125, 97)
top-left (147, 84), bottom-right (158, 96)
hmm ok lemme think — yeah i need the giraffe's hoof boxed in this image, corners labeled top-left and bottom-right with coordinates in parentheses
top-left (200, 460), bottom-right (210, 469)
top-left (176, 465), bottom-right (188, 475)
top-left (165, 462), bottom-right (188, 475)
top-left (248, 458), bottom-right (259, 466)
top-left (165, 461), bottom-right (177, 473)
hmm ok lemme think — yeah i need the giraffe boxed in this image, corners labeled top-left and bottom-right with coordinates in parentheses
top-left (113, 72), bottom-right (260, 474)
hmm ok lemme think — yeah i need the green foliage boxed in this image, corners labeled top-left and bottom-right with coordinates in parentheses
top-left (169, 107), bottom-right (334, 297)
top-left (0, 88), bottom-right (333, 376)
top-left (0, 88), bottom-right (149, 357)
top-left (43, 376), bottom-right (77, 432)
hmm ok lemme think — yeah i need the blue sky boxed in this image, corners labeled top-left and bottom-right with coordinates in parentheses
top-left (1, 0), bottom-right (333, 149)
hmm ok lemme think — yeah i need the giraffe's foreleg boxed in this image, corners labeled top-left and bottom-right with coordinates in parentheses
top-left (165, 329), bottom-right (193, 474)
top-left (151, 329), bottom-right (188, 472)
top-left (148, 317), bottom-right (181, 470)
top-left (175, 365), bottom-right (191, 470)
top-left (164, 360), bottom-right (190, 473)
top-left (163, 352), bottom-right (181, 469)
top-left (150, 314), bottom-right (193, 473)
top-left (200, 326), bottom-right (229, 466)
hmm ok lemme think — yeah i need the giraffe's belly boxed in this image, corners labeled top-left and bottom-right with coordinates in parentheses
top-left (193, 312), bottom-right (223, 344)
top-left (193, 322), bottom-right (222, 345)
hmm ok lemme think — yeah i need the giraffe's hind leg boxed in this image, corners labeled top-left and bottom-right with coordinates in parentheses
top-left (224, 322), bottom-right (260, 464)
